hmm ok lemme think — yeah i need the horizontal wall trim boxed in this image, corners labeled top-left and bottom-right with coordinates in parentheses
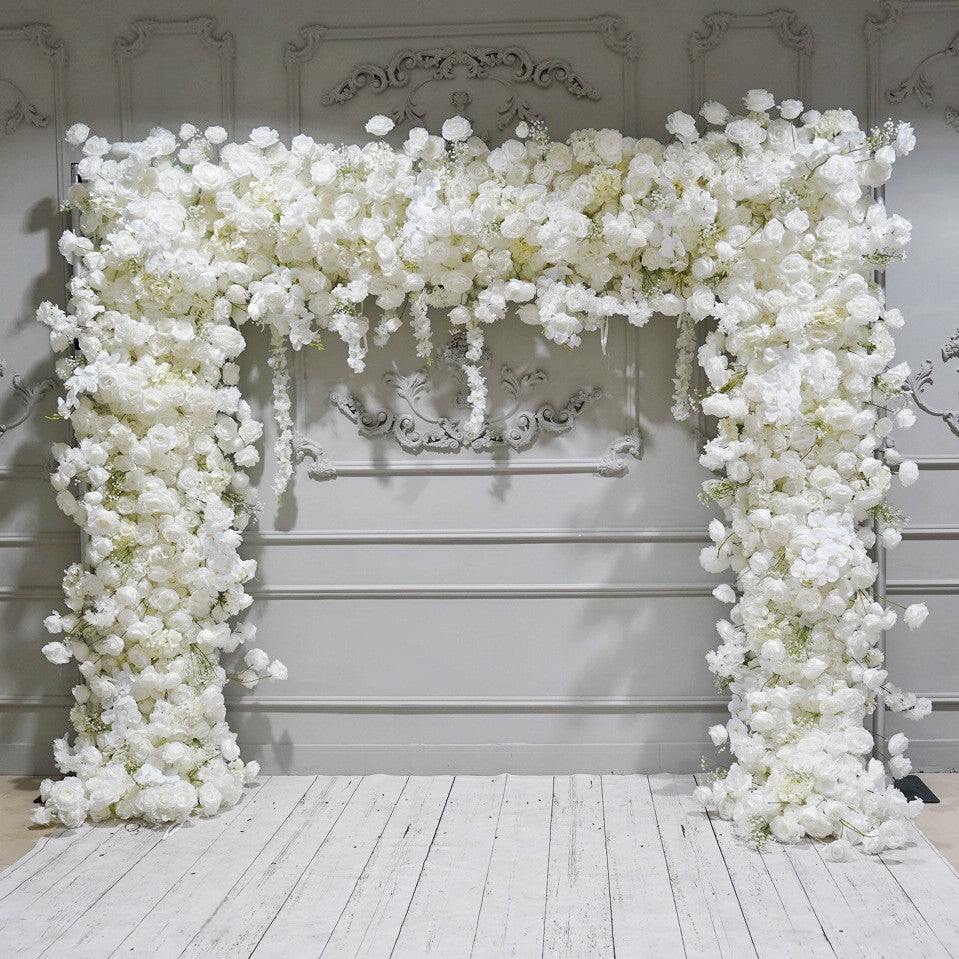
top-left (0, 465), bottom-right (49, 481)
top-left (246, 526), bottom-right (708, 546)
top-left (0, 533), bottom-right (77, 547)
top-left (901, 526), bottom-right (959, 540)
top-left (250, 583), bottom-right (718, 600)
top-left (0, 587), bottom-right (62, 600)
top-left (226, 694), bottom-right (727, 711)
top-left (326, 458), bottom-right (626, 476)
top-left (5, 693), bottom-right (959, 710)
top-left (885, 581), bottom-right (959, 596)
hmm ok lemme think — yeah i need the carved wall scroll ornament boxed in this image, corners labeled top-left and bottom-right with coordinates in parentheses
top-left (886, 30), bottom-right (959, 108)
top-left (595, 429), bottom-right (643, 477)
top-left (0, 78), bottom-right (49, 135)
top-left (284, 16), bottom-right (640, 137)
top-left (291, 431), bottom-right (337, 481)
top-left (331, 361), bottom-right (602, 455)
top-left (320, 45), bottom-right (600, 135)
top-left (947, 106), bottom-right (959, 132)
top-left (688, 9), bottom-right (814, 112)
top-left (114, 17), bottom-right (236, 138)
top-left (0, 23), bottom-right (66, 198)
top-left (905, 328), bottom-right (959, 439)
top-left (0, 360), bottom-right (56, 441)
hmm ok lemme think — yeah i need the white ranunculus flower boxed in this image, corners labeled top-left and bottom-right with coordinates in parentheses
top-left (365, 115), bottom-right (395, 137)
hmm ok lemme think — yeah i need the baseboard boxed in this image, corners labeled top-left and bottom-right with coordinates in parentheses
top-left (236, 741), bottom-right (717, 775)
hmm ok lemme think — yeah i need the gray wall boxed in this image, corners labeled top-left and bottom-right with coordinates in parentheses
top-left (1, 0), bottom-right (956, 775)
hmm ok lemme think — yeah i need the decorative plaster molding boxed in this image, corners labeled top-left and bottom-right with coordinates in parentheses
top-left (320, 45), bottom-right (601, 135)
top-left (595, 429), bottom-right (643, 477)
top-left (331, 360), bottom-right (602, 456)
top-left (906, 327), bottom-right (959, 440)
top-left (947, 106), bottom-right (959, 131)
top-left (115, 17), bottom-right (235, 139)
top-left (886, 30), bottom-right (959, 108)
top-left (0, 360), bottom-right (56, 442)
top-left (864, 0), bottom-right (907, 43)
top-left (865, 0), bottom-right (959, 128)
top-left (0, 77), bottom-right (49, 135)
top-left (0, 23), bottom-right (66, 200)
top-left (688, 9), bottom-right (813, 114)
top-left (291, 430), bottom-right (336, 481)
top-left (284, 16), bottom-right (640, 138)
top-left (589, 15), bottom-right (640, 61)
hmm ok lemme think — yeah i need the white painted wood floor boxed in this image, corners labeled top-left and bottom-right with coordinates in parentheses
top-left (1, 774), bottom-right (958, 958)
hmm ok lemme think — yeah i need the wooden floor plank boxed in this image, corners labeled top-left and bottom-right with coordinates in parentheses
top-left (109, 775), bottom-right (318, 958)
top-left (808, 838), bottom-right (951, 958)
top-left (783, 840), bottom-right (894, 959)
top-left (391, 775), bottom-right (507, 959)
top-left (0, 822), bottom-right (103, 903)
top-left (880, 824), bottom-right (959, 955)
top-left (320, 776), bottom-right (453, 959)
top-left (602, 775), bottom-right (685, 957)
top-left (165, 775), bottom-right (361, 958)
top-left (542, 775), bottom-right (615, 959)
top-left (0, 825), bottom-right (88, 896)
top-left (705, 812), bottom-right (835, 958)
top-left (0, 820), bottom-right (162, 958)
top-left (42, 781), bottom-right (265, 959)
top-left (471, 774), bottom-right (553, 959)
top-left (245, 775), bottom-right (405, 958)
top-left (649, 773), bottom-right (756, 958)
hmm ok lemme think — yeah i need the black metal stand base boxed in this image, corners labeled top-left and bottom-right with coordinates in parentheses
top-left (894, 775), bottom-right (940, 804)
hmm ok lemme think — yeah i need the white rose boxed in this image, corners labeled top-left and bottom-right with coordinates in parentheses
top-left (441, 116), bottom-right (472, 142)
top-left (700, 101), bottom-right (728, 125)
top-left (904, 603), bottom-right (928, 629)
top-left (204, 125), bottom-right (228, 144)
top-left (779, 99), bottom-right (804, 120)
top-left (743, 89), bottom-right (775, 112)
top-left (708, 724), bottom-right (728, 746)
top-left (665, 111), bottom-right (698, 141)
top-left (65, 122), bottom-right (90, 146)
top-left (887, 732), bottom-right (909, 756)
top-left (267, 660), bottom-right (288, 681)
top-left (42, 641), bottom-right (72, 664)
top-left (365, 115), bottom-right (395, 137)
top-left (248, 126), bottom-right (279, 149)
top-left (823, 839), bottom-right (853, 862)
top-left (724, 119), bottom-right (765, 150)
top-left (244, 647), bottom-right (270, 671)
top-left (898, 460), bottom-right (919, 486)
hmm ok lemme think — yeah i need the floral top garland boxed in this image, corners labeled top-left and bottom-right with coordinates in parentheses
top-left (34, 89), bottom-right (929, 858)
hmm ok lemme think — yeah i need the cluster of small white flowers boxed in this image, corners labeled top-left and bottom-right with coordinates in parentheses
top-left (38, 94), bottom-right (926, 848)
top-left (671, 313), bottom-right (697, 421)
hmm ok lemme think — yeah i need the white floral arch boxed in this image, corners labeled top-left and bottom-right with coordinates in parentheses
top-left (33, 92), bottom-right (931, 857)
